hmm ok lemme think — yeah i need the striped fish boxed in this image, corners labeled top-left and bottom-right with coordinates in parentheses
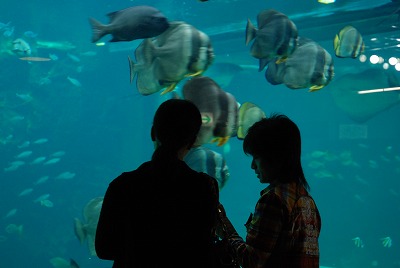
top-left (266, 38), bottom-right (334, 92)
top-left (129, 21), bottom-right (214, 95)
top-left (237, 102), bottom-right (266, 140)
top-left (74, 197), bottom-right (103, 256)
top-left (334, 25), bottom-right (364, 59)
top-left (183, 76), bottom-right (238, 146)
top-left (246, 9), bottom-right (298, 71)
top-left (184, 146), bottom-right (230, 190)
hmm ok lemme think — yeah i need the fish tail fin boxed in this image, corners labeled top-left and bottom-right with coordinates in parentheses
top-left (89, 17), bottom-right (107, 43)
top-left (128, 56), bottom-right (138, 84)
top-left (245, 18), bottom-right (257, 45)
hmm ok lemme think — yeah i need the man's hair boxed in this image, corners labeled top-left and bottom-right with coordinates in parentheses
top-left (243, 113), bottom-right (309, 190)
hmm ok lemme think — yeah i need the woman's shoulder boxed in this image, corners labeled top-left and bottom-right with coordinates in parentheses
top-left (109, 162), bottom-right (153, 185)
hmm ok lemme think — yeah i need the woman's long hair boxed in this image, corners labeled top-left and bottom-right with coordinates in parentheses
top-left (151, 99), bottom-right (202, 167)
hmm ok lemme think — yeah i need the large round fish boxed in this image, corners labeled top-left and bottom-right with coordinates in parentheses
top-left (237, 102), bottom-right (266, 140)
top-left (334, 25), bottom-right (364, 58)
top-left (183, 76), bottom-right (238, 146)
top-left (129, 21), bottom-right (214, 95)
top-left (74, 197), bottom-right (103, 256)
top-left (246, 9), bottom-right (298, 70)
top-left (184, 146), bottom-right (230, 190)
top-left (279, 39), bottom-right (334, 92)
top-left (89, 6), bottom-right (169, 43)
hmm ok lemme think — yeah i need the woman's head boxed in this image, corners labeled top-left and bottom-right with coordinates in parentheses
top-left (151, 99), bottom-right (202, 160)
top-left (243, 114), bottom-right (309, 189)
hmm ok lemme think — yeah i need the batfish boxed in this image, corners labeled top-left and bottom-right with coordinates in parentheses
top-left (237, 102), bottom-right (266, 140)
top-left (184, 146), bottom-right (230, 190)
top-left (73, 197), bottom-right (103, 256)
top-left (183, 76), bottom-right (238, 146)
top-left (246, 9), bottom-right (298, 70)
top-left (334, 25), bottom-right (364, 59)
top-left (266, 38), bottom-right (334, 92)
top-left (129, 21), bottom-right (214, 95)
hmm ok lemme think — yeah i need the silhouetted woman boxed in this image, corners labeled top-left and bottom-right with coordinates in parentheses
top-left (96, 99), bottom-right (219, 268)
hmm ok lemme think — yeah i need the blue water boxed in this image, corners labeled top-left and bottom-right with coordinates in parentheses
top-left (1, 0), bottom-right (399, 267)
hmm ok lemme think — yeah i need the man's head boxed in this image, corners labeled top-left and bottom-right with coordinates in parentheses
top-left (243, 114), bottom-right (308, 188)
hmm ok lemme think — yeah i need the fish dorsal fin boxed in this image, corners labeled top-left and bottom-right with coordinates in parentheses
top-left (107, 11), bottom-right (120, 22)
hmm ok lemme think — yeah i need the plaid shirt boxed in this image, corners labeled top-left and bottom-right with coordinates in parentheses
top-left (229, 182), bottom-right (321, 268)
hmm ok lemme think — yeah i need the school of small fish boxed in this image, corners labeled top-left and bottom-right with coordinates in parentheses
top-left (2, 134), bottom-right (74, 236)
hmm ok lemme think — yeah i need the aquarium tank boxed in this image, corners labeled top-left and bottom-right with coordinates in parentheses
top-left (1, 0), bottom-right (399, 267)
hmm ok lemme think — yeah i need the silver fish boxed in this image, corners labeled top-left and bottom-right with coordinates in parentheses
top-left (74, 197), bottom-right (103, 256)
top-left (34, 194), bottom-right (50, 203)
top-left (35, 40), bottom-right (76, 50)
top-left (34, 176), bottom-right (49, 185)
top-left (33, 138), bottom-right (48, 144)
top-left (266, 38), bottom-right (334, 92)
top-left (67, 53), bottom-right (81, 62)
top-left (18, 188), bottom-right (33, 197)
top-left (184, 146), bottom-right (230, 190)
top-left (89, 6), bottom-right (169, 43)
top-left (5, 224), bottom-right (23, 235)
top-left (334, 25), bottom-right (364, 59)
top-left (3, 208), bottom-right (17, 219)
top-left (182, 76), bottom-right (238, 146)
top-left (30, 156), bottom-right (46, 165)
top-left (237, 102), bottom-right (266, 140)
top-left (283, 39), bottom-right (334, 92)
top-left (12, 38), bottom-right (31, 56)
top-left (129, 21), bottom-right (214, 95)
top-left (17, 141), bottom-right (30, 148)
top-left (40, 199), bottom-right (54, 208)
top-left (246, 9), bottom-right (298, 70)
top-left (67, 76), bottom-right (82, 87)
top-left (55, 171), bottom-right (76, 180)
top-left (43, 157), bottom-right (60, 165)
top-left (15, 150), bottom-right (32, 158)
